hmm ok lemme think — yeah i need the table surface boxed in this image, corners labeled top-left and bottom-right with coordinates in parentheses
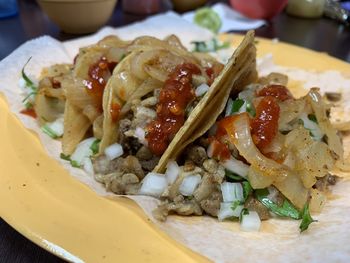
top-left (1, 0), bottom-right (350, 262)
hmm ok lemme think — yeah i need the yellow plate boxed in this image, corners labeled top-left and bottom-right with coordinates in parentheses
top-left (0, 35), bottom-right (349, 263)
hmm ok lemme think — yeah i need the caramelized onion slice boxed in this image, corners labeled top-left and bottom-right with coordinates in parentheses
top-left (307, 88), bottom-right (343, 160)
top-left (223, 113), bottom-right (308, 209)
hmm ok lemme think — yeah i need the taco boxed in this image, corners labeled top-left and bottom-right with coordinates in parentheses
top-left (90, 31), bottom-right (257, 195)
top-left (33, 35), bottom-right (129, 155)
top-left (150, 71), bottom-right (344, 233)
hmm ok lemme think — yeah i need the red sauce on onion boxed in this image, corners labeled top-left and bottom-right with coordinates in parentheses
top-left (20, 108), bottom-right (37, 118)
top-left (146, 63), bottom-right (201, 156)
top-left (110, 102), bottom-right (121, 122)
top-left (210, 115), bottom-right (239, 161)
top-left (257, 84), bottom-right (292, 101)
top-left (209, 137), bottom-right (231, 161)
top-left (205, 63), bottom-right (224, 86)
top-left (250, 96), bottom-right (280, 151)
top-left (84, 57), bottom-right (117, 111)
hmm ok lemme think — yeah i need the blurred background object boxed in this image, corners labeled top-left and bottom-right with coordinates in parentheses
top-left (171, 0), bottom-right (206, 12)
top-left (324, 0), bottom-right (350, 25)
top-left (229, 0), bottom-right (288, 19)
top-left (287, 0), bottom-right (325, 18)
top-left (0, 0), bottom-right (18, 18)
top-left (123, 0), bottom-right (160, 15)
top-left (37, 0), bottom-right (118, 34)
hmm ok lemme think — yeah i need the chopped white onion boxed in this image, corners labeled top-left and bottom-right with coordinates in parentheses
top-left (299, 112), bottom-right (324, 141)
top-left (134, 127), bottom-right (146, 145)
top-left (221, 157), bottom-right (249, 178)
top-left (136, 106), bottom-right (157, 119)
top-left (218, 202), bottom-right (243, 221)
top-left (221, 182), bottom-right (244, 203)
top-left (240, 210), bottom-right (261, 232)
top-left (104, 143), bottom-right (124, 160)
top-left (47, 117), bottom-right (64, 137)
top-left (83, 157), bottom-right (94, 175)
top-left (71, 137), bottom-right (96, 166)
top-left (179, 174), bottom-right (202, 196)
top-left (139, 172), bottom-right (167, 197)
top-left (195, 83), bottom-right (209, 97)
top-left (165, 161), bottom-right (180, 184)
top-left (42, 117), bottom-right (64, 138)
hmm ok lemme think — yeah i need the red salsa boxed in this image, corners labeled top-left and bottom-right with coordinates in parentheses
top-left (146, 63), bottom-right (201, 156)
top-left (250, 96), bottom-right (280, 151)
top-left (257, 84), bottom-right (292, 101)
top-left (20, 108), bottom-right (37, 118)
top-left (84, 57), bottom-right (117, 111)
top-left (205, 63), bottom-right (224, 86)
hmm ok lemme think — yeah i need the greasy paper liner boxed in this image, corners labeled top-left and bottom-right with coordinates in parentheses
top-left (1, 14), bottom-right (350, 263)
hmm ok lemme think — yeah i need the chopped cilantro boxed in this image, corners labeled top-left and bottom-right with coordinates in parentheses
top-left (24, 101), bottom-right (33, 109)
top-left (225, 170), bottom-right (245, 182)
top-left (21, 57), bottom-right (37, 90)
top-left (307, 114), bottom-right (318, 123)
top-left (239, 208), bottom-right (249, 222)
top-left (231, 200), bottom-right (242, 211)
top-left (246, 102), bottom-right (256, 117)
top-left (90, 139), bottom-right (101, 155)
top-left (70, 160), bottom-right (81, 168)
top-left (231, 99), bottom-right (245, 114)
top-left (242, 181), bottom-right (253, 201)
top-left (255, 189), bottom-right (301, 220)
top-left (299, 202), bottom-right (317, 233)
top-left (41, 124), bottom-right (58, 139)
top-left (192, 38), bottom-right (230, 53)
top-left (60, 153), bottom-right (71, 161)
top-left (22, 91), bottom-right (37, 104)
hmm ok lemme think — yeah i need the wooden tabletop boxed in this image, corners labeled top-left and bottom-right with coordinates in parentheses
top-left (0, 0), bottom-right (349, 262)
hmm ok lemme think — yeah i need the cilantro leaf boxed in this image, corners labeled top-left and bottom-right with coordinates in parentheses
top-left (41, 124), bottom-right (58, 139)
top-left (192, 38), bottom-right (230, 53)
top-left (70, 160), bottom-right (81, 168)
top-left (60, 153), bottom-right (71, 161)
top-left (231, 200), bottom-right (241, 211)
top-left (307, 114), bottom-right (318, 123)
top-left (21, 57), bottom-right (37, 90)
top-left (246, 102), bottom-right (256, 117)
top-left (231, 99), bottom-right (245, 114)
top-left (299, 202), bottom-right (317, 233)
top-left (90, 139), bottom-right (101, 155)
top-left (255, 189), bottom-right (301, 220)
top-left (239, 208), bottom-right (249, 222)
top-left (242, 181), bottom-right (253, 201)
top-left (225, 170), bottom-right (245, 182)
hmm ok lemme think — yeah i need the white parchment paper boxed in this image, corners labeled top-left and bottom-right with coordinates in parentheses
top-left (1, 13), bottom-right (350, 263)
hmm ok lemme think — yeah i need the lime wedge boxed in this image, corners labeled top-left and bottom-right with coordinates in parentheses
top-left (194, 7), bottom-right (222, 33)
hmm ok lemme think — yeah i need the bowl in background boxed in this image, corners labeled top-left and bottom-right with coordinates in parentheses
top-left (37, 0), bottom-right (117, 34)
top-left (171, 0), bottom-right (207, 12)
top-left (229, 0), bottom-right (288, 19)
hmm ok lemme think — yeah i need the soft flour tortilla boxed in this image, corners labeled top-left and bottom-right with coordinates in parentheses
top-left (154, 30), bottom-right (257, 172)
top-left (1, 19), bottom-right (350, 263)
